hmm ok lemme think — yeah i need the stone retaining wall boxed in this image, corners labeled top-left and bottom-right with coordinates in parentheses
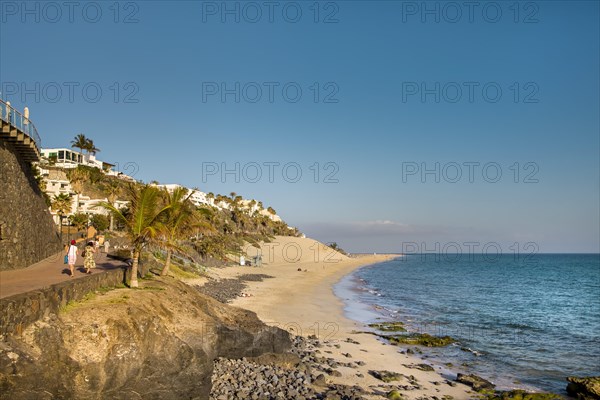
top-left (0, 267), bottom-right (127, 338)
top-left (0, 140), bottom-right (62, 270)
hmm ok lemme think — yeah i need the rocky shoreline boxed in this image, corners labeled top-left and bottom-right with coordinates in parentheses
top-left (210, 335), bottom-right (404, 400)
top-left (200, 271), bottom-right (595, 400)
top-left (208, 332), bottom-right (593, 400)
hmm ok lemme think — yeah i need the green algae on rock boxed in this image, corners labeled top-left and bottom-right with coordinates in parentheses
top-left (566, 376), bottom-right (600, 400)
top-left (368, 321), bottom-right (407, 332)
top-left (403, 363), bottom-right (435, 372)
top-left (479, 389), bottom-right (563, 400)
top-left (385, 333), bottom-right (456, 347)
top-left (387, 389), bottom-right (404, 399)
top-left (456, 373), bottom-right (495, 391)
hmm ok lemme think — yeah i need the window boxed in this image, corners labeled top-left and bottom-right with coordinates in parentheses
top-left (58, 150), bottom-right (64, 159)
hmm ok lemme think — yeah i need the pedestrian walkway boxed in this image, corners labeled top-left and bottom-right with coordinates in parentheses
top-left (0, 249), bottom-right (127, 299)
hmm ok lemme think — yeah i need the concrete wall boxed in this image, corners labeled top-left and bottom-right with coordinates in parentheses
top-left (0, 266), bottom-right (127, 338)
top-left (0, 140), bottom-right (62, 270)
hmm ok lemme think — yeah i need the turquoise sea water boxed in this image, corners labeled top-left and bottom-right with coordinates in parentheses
top-left (335, 254), bottom-right (600, 394)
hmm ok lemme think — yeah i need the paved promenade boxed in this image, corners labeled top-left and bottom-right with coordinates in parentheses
top-left (0, 250), bottom-right (127, 299)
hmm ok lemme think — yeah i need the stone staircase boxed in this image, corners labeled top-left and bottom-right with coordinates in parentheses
top-left (0, 100), bottom-right (41, 162)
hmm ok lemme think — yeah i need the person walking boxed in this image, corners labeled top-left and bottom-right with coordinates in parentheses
top-left (67, 240), bottom-right (78, 277)
top-left (93, 237), bottom-right (101, 260)
top-left (84, 241), bottom-right (96, 274)
top-left (104, 240), bottom-right (110, 254)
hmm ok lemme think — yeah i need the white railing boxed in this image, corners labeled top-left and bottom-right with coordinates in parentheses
top-left (0, 99), bottom-right (41, 152)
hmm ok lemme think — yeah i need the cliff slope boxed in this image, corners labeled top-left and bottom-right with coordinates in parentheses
top-left (0, 277), bottom-right (291, 399)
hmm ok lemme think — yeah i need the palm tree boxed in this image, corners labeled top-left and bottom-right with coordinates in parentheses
top-left (51, 193), bottom-right (72, 215)
top-left (98, 184), bottom-right (171, 287)
top-left (71, 133), bottom-right (88, 158)
top-left (103, 181), bottom-right (120, 231)
top-left (68, 167), bottom-right (89, 212)
top-left (51, 194), bottom-right (73, 237)
top-left (157, 187), bottom-right (199, 276)
top-left (86, 138), bottom-right (100, 155)
top-left (69, 212), bottom-right (89, 233)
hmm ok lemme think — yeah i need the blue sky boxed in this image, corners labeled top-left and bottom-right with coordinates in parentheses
top-left (1, 1), bottom-right (598, 253)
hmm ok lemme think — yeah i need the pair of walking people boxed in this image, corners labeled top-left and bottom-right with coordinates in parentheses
top-left (66, 240), bottom-right (96, 277)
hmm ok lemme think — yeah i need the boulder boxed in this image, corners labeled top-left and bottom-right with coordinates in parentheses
top-left (369, 370), bottom-right (404, 382)
top-left (567, 376), bottom-right (600, 400)
top-left (403, 363), bottom-right (435, 372)
top-left (456, 373), bottom-right (495, 391)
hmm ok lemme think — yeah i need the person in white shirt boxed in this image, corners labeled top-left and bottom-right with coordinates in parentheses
top-left (67, 240), bottom-right (78, 277)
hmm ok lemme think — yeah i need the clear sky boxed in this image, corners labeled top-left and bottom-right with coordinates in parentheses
top-left (1, 1), bottom-right (598, 253)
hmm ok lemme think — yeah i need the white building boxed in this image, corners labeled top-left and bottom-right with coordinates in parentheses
top-left (153, 184), bottom-right (215, 208)
top-left (44, 175), bottom-right (128, 224)
top-left (76, 196), bottom-right (128, 217)
top-left (155, 183), bottom-right (281, 221)
top-left (44, 178), bottom-right (71, 197)
top-left (40, 147), bottom-right (136, 182)
top-left (41, 148), bottom-right (113, 171)
top-left (38, 154), bottom-right (129, 224)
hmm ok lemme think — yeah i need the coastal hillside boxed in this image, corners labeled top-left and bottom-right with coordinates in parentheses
top-left (0, 277), bottom-right (291, 399)
top-left (37, 158), bottom-right (301, 265)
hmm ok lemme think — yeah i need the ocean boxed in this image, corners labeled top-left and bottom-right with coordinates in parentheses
top-left (335, 254), bottom-right (600, 394)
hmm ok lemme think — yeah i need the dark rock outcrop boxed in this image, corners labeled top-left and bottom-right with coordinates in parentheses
top-left (0, 278), bottom-right (291, 399)
top-left (369, 369), bottom-right (405, 382)
top-left (456, 373), bottom-right (495, 391)
top-left (404, 363), bottom-right (435, 372)
top-left (0, 140), bottom-right (61, 270)
top-left (567, 376), bottom-right (600, 400)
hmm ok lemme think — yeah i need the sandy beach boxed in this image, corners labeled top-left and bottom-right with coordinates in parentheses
top-left (202, 236), bottom-right (476, 399)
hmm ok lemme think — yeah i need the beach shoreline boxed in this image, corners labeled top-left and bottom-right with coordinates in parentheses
top-left (201, 236), bottom-right (478, 399)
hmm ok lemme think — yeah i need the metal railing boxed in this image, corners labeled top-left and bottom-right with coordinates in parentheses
top-left (0, 99), bottom-right (42, 152)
